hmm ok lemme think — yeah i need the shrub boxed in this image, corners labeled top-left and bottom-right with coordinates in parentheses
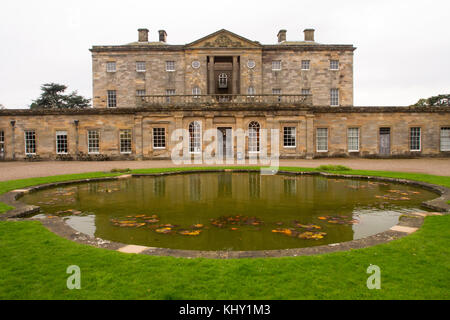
top-left (110, 168), bottom-right (131, 173)
top-left (316, 165), bottom-right (351, 171)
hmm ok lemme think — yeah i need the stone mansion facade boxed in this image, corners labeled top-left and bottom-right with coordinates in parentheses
top-left (0, 28), bottom-right (449, 160)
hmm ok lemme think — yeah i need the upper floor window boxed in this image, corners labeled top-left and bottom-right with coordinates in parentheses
top-left (106, 62), bottom-right (116, 72)
top-left (410, 127), bottom-right (421, 151)
top-left (301, 88), bottom-right (310, 95)
top-left (441, 127), bottom-right (450, 151)
top-left (25, 130), bottom-right (36, 155)
top-left (272, 60), bottom-right (282, 71)
top-left (136, 61), bottom-right (146, 72)
top-left (330, 88), bottom-right (339, 106)
top-left (56, 131), bottom-right (68, 154)
top-left (166, 61), bottom-right (175, 72)
top-left (330, 60), bottom-right (339, 70)
top-left (107, 90), bottom-right (117, 108)
top-left (247, 87), bottom-right (256, 97)
top-left (120, 129), bottom-right (132, 154)
top-left (301, 60), bottom-right (310, 70)
top-left (218, 73), bottom-right (228, 88)
top-left (166, 89), bottom-right (175, 103)
top-left (136, 90), bottom-right (146, 97)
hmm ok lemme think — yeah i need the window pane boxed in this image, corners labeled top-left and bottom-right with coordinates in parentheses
top-left (301, 60), bottom-right (310, 70)
top-left (410, 127), bottom-right (421, 151)
top-left (248, 121), bottom-right (260, 152)
top-left (330, 60), bottom-right (339, 70)
top-left (316, 128), bottom-right (328, 151)
top-left (136, 90), bottom-right (146, 96)
top-left (56, 131), bottom-right (68, 154)
top-left (166, 61), bottom-right (175, 71)
top-left (441, 127), bottom-right (450, 151)
top-left (106, 62), bottom-right (116, 72)
top-left (88, 130), bottom-right (99, 154)
top-left (107, 90), bottom-right (117, 108)
top-left (283, 127), bottom-right (296, 147)
top-left (272, 60), bottom-right (281, 70)
top-left (25, 130), bottom-right (36, 154)
top-left (189, 122), bottom-right (201, 153)
top-left (330, 89), bottom-right (339, 106)
top-left (153, 128), bottom-right (166, 148)
top-left (301, 89), bottom-right (310, 95)
top-left (0, 130), bottom-right (4, 154)
top-left (348, 127), bottom-right (359, 152)
top-left (136, 61), bottom-right (146, 72)
top-left (120, 129), bottom-right (132, 153)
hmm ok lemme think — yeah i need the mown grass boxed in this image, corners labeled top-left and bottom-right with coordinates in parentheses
top-left (0, 166), bottom-right (449, 299)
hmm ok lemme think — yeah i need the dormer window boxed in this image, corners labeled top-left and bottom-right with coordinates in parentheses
top-left (218, 73), bottom-right (228, 88)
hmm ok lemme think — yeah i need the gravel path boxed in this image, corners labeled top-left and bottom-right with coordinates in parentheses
top-left (0, 158), bottom-right (449, 181)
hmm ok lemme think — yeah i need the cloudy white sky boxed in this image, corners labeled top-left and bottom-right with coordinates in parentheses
top-left (0, 0), bottom-right (449, 108)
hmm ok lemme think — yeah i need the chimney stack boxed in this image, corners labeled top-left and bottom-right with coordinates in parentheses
top-left (159, 30), bottom-right (167, 43)
top-left (277, 29), bottom-right (287, 43)
top-left (138, 28), bottom-right (149, 42)
top-left (304, 29), bottom-right (315, 42)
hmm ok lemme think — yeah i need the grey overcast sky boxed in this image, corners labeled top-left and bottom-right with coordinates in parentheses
top-left (1, 0), bottom-right (449, 108)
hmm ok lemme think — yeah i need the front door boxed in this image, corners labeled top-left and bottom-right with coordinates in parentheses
top-left (217, 127), bottom-right (233, 160)
top-left (379, 127), bottom-right (391, 155)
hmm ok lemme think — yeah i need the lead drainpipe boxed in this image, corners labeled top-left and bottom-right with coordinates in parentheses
top-left (74, 120), bottom-right (79, 157)
top-left (10, 120), bottom-right (15, 160)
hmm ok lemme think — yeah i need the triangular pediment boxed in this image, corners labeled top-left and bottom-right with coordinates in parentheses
top-left (185, 29), bottom-right (261, 49)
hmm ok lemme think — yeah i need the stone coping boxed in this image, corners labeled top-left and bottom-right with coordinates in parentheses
top-left (1, 169), bottom-right (449, 259)
top-left (1, 106), bottom-right (450, 116)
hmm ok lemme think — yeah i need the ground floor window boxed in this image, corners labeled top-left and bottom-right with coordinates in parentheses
top-left (153, 128), bottom-right (166, 149)
top-left (56, 131), bottom-right (68, 154)
top-left (410, 127), bottom-right (421, 151)
top-left (348, 127), bottom-right (359, 152)
top-left (0, 130), bottom-right (4, 154)
top-left (25, 130), bottom-right (36, 154)
top-left (88, 130), bottom-right (100, 154)
top-left (316, 128), bottom-right (328, 152)
top-left (248, 121), bottom-right (260, 153)
top-left (283, 127), bottom-right (296, 148)
top-left (120, 129), bottom-right (132, 154)
top-left (189, 121), bottom-right (201, 153)
top-left (441, 127), bottom-right (450, 151)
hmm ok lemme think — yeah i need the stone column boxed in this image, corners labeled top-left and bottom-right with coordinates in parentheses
top-left (232, 56), bottom-right (239, 95)
top-left (305, 114), bottom-right (315, 159)
top-left (209, 56), bottom-right (215, 95)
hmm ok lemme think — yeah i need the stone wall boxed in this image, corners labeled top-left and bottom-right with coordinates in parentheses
top-left (1, 107), bottom-right (449, 161)
top-left (91, 30), bottom-right (355, 108)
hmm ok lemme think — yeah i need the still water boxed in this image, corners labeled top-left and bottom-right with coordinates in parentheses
top-left (21, 172), bottom-right (436, 251)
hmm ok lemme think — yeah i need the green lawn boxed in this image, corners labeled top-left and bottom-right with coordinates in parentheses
top-left (0, 166), bottom-right (449, 299)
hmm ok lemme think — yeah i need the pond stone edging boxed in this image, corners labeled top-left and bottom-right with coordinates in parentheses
top-left (0, 169), bottom-right (448, 259)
